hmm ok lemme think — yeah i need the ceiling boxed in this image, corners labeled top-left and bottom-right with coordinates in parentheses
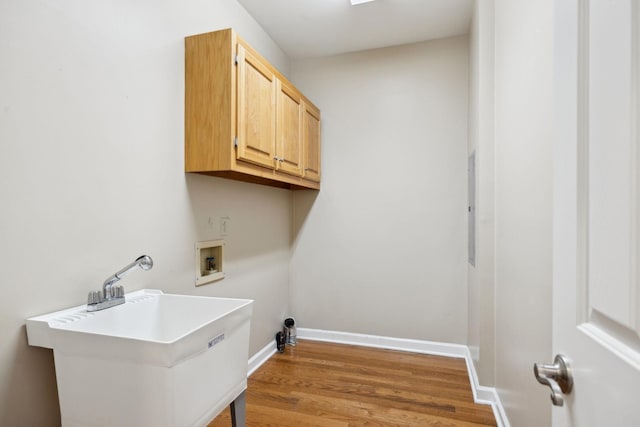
top-left (236, 0), bottom-right (474, 59)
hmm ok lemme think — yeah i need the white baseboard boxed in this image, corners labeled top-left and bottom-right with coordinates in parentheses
top-left (297, 328), bottom-right (510, 427)
top-left (460, 343), bottom-right (510, 427)
top-left (247, 339), bottom-right (277, 376)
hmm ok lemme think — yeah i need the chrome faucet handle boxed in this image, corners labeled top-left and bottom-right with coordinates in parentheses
top-left (114, 285), bottom-right (125, 298)
top-left (87, 290), bottom-right (104, 305)
top-left (106, 284), bottom-right (124, 299)
top-left (533, 354), bottom-right (573, 406)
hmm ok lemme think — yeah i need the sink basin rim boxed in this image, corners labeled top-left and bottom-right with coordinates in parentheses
top-left (26, 289), bottom-right (254, 349)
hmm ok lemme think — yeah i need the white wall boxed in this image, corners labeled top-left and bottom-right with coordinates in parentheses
top-left (493, 0), bottom-right (554, 425)
top-left (469, 2), bottom-right (556, 425)
top-left (289, 37), bottom-right (470, 344)
top-left (0, 0), bottom-right (292, 425)
top-left (467, 0), bottom-right (496, 387)
top-left (467, 0), bottom-right (480, 371)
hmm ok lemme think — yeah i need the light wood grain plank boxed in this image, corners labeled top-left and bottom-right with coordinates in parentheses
top-left (208, 340), bottom-right (496, 426)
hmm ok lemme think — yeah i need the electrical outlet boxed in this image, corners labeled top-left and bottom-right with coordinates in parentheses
top-left (220, 216), bottom-right (231, 237)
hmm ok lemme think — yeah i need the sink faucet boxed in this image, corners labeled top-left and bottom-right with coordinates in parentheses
top-left (87, 255), bottom-right (153, 312)
top-left (102, 255), bottom-right (154, 297)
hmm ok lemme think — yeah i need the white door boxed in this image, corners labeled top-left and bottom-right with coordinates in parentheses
top-left (552, 0), bottom-right (640, 425)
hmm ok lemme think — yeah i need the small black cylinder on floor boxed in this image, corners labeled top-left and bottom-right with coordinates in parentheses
top-left (275, 331), bottom-right (285, 353)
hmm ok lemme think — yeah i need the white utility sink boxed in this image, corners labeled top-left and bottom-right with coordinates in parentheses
top-left (26, 289), bottom-right (253, 427)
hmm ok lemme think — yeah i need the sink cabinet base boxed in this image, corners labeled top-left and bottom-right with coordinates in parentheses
top-left (54, 319), bottom-right (250, 427)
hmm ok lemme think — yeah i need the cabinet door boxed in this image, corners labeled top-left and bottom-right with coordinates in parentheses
top-left (303, 102), bottom-right (321, 182)
top-left (276, 80), bottom-right (303, 177)
top-left (236, 43), bottom-right (276, 169)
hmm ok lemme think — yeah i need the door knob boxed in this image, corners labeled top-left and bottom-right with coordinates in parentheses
top-left (533, 354), bottom-right (573, 406)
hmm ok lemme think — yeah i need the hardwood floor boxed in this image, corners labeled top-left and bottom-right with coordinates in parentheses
top-left (208, 340), bottom-right (497, 426)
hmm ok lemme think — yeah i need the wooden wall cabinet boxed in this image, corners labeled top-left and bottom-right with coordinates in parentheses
top-left (185, 29), bottom-right (321, 190)
top-left (303, 102), bottom-right (321, 182)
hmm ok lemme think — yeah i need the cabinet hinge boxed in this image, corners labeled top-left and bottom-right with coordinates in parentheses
top-left (234, 54), bottom-right (238, 65)
top-left (234, 136), bottom-right (238, 147)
